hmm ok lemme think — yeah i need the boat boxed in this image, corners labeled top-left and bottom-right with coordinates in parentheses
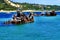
top-left (4, 11), bottom-right (34, 24)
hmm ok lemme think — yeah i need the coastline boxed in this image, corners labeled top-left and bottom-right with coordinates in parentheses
top-left (0, 10), bottom-right (60, 12)
top-left (0, 10), bottom-right (16, 12)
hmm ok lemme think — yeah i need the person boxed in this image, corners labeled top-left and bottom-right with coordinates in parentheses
top-left (11, 15), bottom-right (17, 24)
top-left (17, 8), bottom-right (23, 17)
top-left (17, 11), bottom-right (21, 17)
top-left (28, 13), bottom-right (34, 22)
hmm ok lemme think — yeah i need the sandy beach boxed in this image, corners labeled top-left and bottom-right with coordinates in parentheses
top-left (0, 10), bottom-right (60, 13)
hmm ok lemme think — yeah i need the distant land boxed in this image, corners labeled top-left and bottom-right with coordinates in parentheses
top-left (0, 0), bottom-right (60, 11)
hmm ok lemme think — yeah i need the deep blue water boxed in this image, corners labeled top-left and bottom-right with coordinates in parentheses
top-left (0, 12), bottom-right (60, 40)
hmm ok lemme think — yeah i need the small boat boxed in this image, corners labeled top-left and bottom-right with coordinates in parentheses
top-left (45, 11), bottom-right (57, 16)
top-left (4, 11), bottom-right (34, 24)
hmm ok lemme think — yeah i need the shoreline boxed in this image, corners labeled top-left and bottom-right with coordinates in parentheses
top-left (0, 10), bottom-right (60, 12)
top-left (0, 10), bottom-right (16, 12)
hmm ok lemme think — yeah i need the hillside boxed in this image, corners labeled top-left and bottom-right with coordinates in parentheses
top-left (0, 0), bottom-right (17, 10)
top-left (0, 0), bottom-right (60, 10)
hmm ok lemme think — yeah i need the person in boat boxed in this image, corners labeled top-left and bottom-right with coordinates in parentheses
top-left (20, 13), bottom-right (25, 23)
top-left (17, 10), bottom-right (21, 17)
top-left (28, 12), bottom-right (34, 22)
top-left (50, 11), bottom-right (56, 16)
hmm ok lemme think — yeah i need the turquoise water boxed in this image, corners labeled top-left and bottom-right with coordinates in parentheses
top-left (0, 12), bottom-right (60, 40)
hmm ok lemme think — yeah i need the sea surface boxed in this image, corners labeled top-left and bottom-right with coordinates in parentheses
top-left (0, 12), bottom-right (60, 40)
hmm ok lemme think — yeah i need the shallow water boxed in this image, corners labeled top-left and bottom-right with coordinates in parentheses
top-left (0, 12), bottom-right (60, 40)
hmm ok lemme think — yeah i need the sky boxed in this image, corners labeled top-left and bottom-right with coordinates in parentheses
top-left (11, 0), bottom-right (60, 5)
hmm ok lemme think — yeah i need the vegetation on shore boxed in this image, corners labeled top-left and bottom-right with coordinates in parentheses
top-left (0, 0), bottom-right (60, 11)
